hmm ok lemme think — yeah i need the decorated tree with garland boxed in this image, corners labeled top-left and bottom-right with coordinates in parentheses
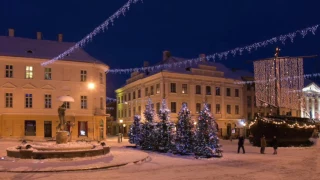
top-left (156, 99), bottom-right (175, 152)
top-left (140, 98), bottom-right (158, 150)
top-left (128, 115), bottom-right (143, 146)
top-left (174, 102), bottom-right (195, 155)
top-left (193, 103), bottom-right (222, 158)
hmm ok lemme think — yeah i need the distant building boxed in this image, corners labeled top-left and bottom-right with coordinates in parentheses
top-left (0, 29), bottom-right (109, 140)
top-left (115, 51), bottom-right (253, 138)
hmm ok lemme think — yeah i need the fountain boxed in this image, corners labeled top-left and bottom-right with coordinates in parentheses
top-left (7, 98), bottom-right (110, 159)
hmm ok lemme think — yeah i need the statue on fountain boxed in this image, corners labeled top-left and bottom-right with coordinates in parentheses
top-left (56, 103), bottom-right (68, 144)
top-left (57, 103), bottom-right (66, 131)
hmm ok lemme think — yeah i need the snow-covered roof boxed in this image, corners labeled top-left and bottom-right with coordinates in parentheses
top-left (151, 56), bottom-right (253, 80)
top-left (0, 36), bottom-right (105, 64)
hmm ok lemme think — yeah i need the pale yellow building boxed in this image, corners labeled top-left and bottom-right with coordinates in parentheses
top-left (115, 51), bottom-right (252, 138)
top-left (0, 29), bottom-right (109, 141)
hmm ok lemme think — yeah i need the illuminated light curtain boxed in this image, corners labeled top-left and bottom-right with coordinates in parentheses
top-left (254, 58), bottom-right (303, 110)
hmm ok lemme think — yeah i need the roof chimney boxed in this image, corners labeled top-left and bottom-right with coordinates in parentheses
top-left (163, 51), bottom-right (171, 61)
top-left (8, 29), bottom-right (14, 37)
top-left (143, 61), bottom-right (149, 67)
top-left (58, 34), bottom-right (63, 42)
top-left (199, 54), bottom-right (206, 62)
top-left (37, 32), bottom-right (42, 40)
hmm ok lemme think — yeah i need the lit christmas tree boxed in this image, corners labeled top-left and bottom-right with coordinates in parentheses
top-left (174, 102), bottom-right (195, 155)
top-left (128, 115), bottom-right (143, 146)
top-left (193, 103), bottom-right (222, 158)
top-left (140, 98), bottom-right (158, 150)
top-left (156, 99), bottom-right (175, 152)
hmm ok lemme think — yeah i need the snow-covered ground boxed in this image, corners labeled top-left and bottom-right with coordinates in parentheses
top-left (0, 138), bottom-right (319, 180)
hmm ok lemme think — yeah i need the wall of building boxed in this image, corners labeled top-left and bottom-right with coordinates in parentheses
top-left (0, 56), bottom-right (108, 140)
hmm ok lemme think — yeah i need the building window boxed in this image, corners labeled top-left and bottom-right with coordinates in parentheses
top-left (247, 96), bottom-right (252, 107)
top-left (235, 105), bottom-right (239, 114)
top-left (63, 102), bottom-right (70, 109)
top-left (138, 90), bottom-right (141, 98)
top-left (117, 97), bottom-right (120, 104)
top-left (129, 108), bottom-right (131, 117)
top-left (118, 110), bottom-right (120, 118)
top-left (145, 87), bottom-right (149, 96)
top-left (182, 84), bottom-right (188, 94)
top-left (226, 88), bottom-right (231, 97)
top-left (78, 121), bottom-right (88, 136)
top-left (5, 65), bottom-right (13, 78)
top-left (235, 89), bottom-right (239, 97)
top-left (248, 112), bottom-right (252, 120)
top-left (133, 91), bottom-right (136, 99)
top-left (196, 85), bottom-right (201, 94)
top-left (171, 102), bottom-right (177, 113)
top-left (121, 109), bottom-right (123, 118)
top-left (247, 84), bottom-right (251, 91)
top-left (133, 107), bottom-right (136, 115)
top-left (124, 94), bottom-right (127, 102)
top-left (196, 103), bottom-right (201, 113)
top-left (44, 68), bottom-right (52, 80)
top-left (81, 96), bottom-right (87, 109)
top-left (121, 96), bottom-right (124, 103)
top-left (128, 93), bottom-right (131, 101)
top-left (170, 83), bottom-right (176, 93)
top-left (44, 94), bottom-right (52, 108)
top-left (156, 84), bottom-right (160, 94)
top-left (80, 70), bottom-right (87, 82)
top-left (216, 104), bottom-right (221, 114)
top-left (207, 104), bottom-right (211, 112)
top-left (124, 108), bottom-right (127, 117)
top-left (216, 87), bottom-right (221, 96)
top-left (100, 97), bottom-right (104, 110)
top-left (25, 120), bottom-right (36, 136)
top-left (156, 102), bottom-right (160, 113)
top-left (25, 94), bottom-right (33, 108)
top-left (99, 72), bottom-right (103, 84)
top-left (227, 105), bottom-right (231, 114)
top-left (138, 106), bottom-right (141, 114)
top-left (26, 66), bottom-right (33, 79)
top-left (150, 86), bottom-right (154, 95)
top-left (5, 93), bottom-right (13, 108)
top-left (206, 86), bottom-right (211, 95)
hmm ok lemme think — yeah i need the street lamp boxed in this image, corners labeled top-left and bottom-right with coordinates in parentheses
top-left (119, 119), bottom-right (123, 134)
top-left (88, 82), bottom-right (95, 90)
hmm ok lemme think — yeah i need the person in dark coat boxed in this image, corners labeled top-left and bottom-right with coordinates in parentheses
top-left (260, 135), bottom-right (266, 154)
top-left (238, 135), bottom-right (245, 154)
top-left (272, 136), bottom-right (278, 155)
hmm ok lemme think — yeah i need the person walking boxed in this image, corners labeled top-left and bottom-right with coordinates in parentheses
top-left (272, 136), bottom-right (278, 155)
top-left (238, 135), bottom-right (245, 154)
top-left (260, 135), bottom-right (266, 154)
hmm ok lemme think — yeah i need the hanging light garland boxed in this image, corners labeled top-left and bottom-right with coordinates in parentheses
top-left (249, 118), bottom-right (316, 129)
top-left (106, 24), bottom-right (319, 74)
top-left (41, 0), bottom-right (143, 66)
top-left (235, 72), bottom-right (320, 85)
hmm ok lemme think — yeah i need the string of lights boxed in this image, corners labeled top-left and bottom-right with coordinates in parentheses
top-left (235, 72), bottom-right (320, 85)
top-left (249, 118), bottom-right (316, 129)
top-left (41, 0), bottom-right (143, 66)
top-left (106, 24), bottom-right (319, 74)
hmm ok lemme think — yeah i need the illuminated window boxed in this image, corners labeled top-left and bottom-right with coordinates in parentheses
top-left (26, 66), bottom-right (33, 79)
top-left (156, 84), bottom-right (160, 94)
top-left (44, 68), bottom-right (52, 80)
top-left (182, 84), bottom-right (188, 94)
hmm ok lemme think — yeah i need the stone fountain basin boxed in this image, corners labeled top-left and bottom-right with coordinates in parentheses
top-left (6, 142), bottom-right (110, 159)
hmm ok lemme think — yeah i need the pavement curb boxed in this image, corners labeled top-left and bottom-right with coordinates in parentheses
top-left (0, 155), bottom-right (150, 173)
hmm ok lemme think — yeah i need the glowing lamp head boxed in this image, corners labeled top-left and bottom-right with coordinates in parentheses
top-left (88, 83), bottom-right (95, 89)
top-left (119, 119), bottom-right (123, 123)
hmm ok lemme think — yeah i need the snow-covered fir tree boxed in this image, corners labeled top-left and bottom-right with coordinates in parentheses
top-left (174, 102), bottom-right (195, 155)
top-left (128, 115), bottom-right (143, 146)
top-left (193, 103), bottom-right (222, 158)
top-left (140, 98), bottom-right (158, 150)
top-left (156, 99), bottom-right (175, 152)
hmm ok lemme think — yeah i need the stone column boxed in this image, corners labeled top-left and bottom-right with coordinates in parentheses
top-left (305, 97), bottom-right (309, 118)
top-left (311, 98), bottom-right (315, 119)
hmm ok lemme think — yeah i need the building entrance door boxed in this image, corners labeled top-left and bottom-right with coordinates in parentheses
top-left (44, 121), bottom-right (52, 138)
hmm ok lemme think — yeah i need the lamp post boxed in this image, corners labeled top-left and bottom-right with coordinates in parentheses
top-left (123, 124), bottom-right (126, 136)
top-left (119, 119), bottom-right (123, 134)
top-left (88, 82), bottom-right (96, 140)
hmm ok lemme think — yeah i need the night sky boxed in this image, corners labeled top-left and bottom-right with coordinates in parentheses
top-left (1, 0), bottom-right (320, 98)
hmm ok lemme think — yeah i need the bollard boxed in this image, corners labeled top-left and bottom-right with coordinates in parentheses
top-left (120, 133), bottom-right (123, 142)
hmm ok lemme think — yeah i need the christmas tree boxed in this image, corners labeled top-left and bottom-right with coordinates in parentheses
top-left (194, 103), bottom-right (222, 158)
top-left (128, 115), bottom-right (143, 146)
top-left (156, 99), bottom-right (175, 152)
top-left (175, 102), bottom-right (195, 155)
top-left (140, 98), bottom-right (157, 150)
